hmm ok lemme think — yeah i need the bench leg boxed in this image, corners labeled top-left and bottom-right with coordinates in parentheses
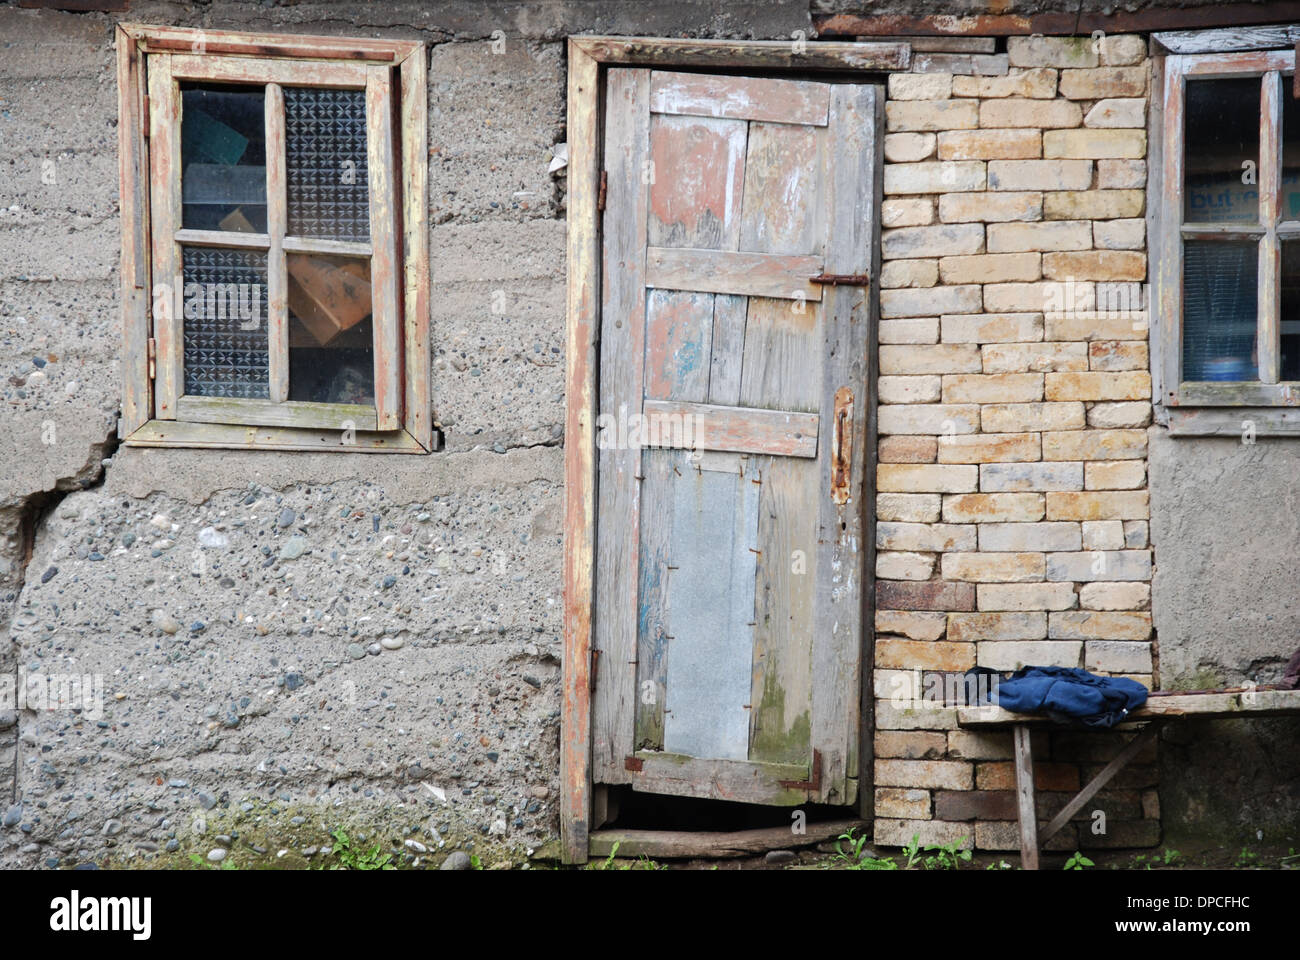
top-left (1013, 724), bottom-right (1039, 870)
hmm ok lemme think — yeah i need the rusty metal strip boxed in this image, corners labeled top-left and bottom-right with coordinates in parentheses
top-left (809, 272), bottom-right (870, 286)
top-left (778, 749), bottom-right (822, 792)
top-left (831, 388), bottom-right (853, 506)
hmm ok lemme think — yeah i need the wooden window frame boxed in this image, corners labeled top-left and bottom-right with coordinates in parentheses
top-left (1155, 44), bottom-right (1300, 435)
top-left (116, 24), bottom-right (432, 452)
top-left (561, 35), bottom-right (909, 864)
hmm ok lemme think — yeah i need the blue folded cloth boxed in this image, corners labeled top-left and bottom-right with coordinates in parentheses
top-left (979, 666), bottom-right (1149, 728)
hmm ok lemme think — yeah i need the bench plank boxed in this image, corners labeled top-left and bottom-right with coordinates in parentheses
top-left (957, 689), bottom-right (1300, 727)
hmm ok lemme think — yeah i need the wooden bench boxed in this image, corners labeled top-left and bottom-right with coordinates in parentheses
top-left (956, 688), bottom-right (1300, 869)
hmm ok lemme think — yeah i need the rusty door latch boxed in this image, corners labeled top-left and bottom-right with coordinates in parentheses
top-left (831, 387), bottom-right (853, 505)
top-left (809, 272), bottom-right (871, 286)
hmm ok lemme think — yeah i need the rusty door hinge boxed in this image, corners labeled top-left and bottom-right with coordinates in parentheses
top-left (589, 648), bottom-right (600, 692)
top-left (147, 337), bottom-right (157, 380)
top-left (831, 387), bottom-right (853, 505)
top-left (779, 749), bottom-right (823, 793)
top-left (809, 272), bottom-right (870, 286)
top-left (597, 170), bottom-right (608, 211)
top-left (624, 755), bottom-right (644, 773)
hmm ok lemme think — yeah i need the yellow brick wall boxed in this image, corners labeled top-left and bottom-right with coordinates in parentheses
top-left (873, 34), bottom-right (1159, 852)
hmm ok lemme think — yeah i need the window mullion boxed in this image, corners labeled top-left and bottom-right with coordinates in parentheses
top-left (266, 81), bottom-right (289, 403)
top-left (1163, 58), bottom-right (1186, 402)
top-left (1258, 70), bottom-right (1282, 384)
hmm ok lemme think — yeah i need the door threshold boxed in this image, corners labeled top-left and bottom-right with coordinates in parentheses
top-left (588, 818), bottom-right (863, 860)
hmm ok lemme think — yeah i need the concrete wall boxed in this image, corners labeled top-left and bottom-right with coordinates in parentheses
top-left (871, 33), bottom-right (1160, 852)
top-left (1, 0), bottom-right (1294, 868)
top-left (0, 0), bottom-right (816, 870)
top-left (1149, 428), bottom-right (1300, 841)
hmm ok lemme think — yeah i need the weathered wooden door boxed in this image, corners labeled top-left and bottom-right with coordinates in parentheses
top-left (591, 69), bottom-right (879, 809)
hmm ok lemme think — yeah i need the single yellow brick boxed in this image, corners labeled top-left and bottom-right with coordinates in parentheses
top-left (1041, 428), bottom-right (1148, 460)
top-left (1044, 371), bottom-right (1151, 401)
top-left (1042, 250), bottom-right (1146, 281)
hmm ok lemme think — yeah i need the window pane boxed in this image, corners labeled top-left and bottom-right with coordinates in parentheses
top-left (1182, 240), bottom-right (1258, 381)
top-left (285, 88), bottom-right (370, 241)
top-left (1282, 87), bottom-right (1300, 220)
top-left (1184, 77), bottom-right (1260, 224)
top-left (1281, 241), bottom-right (1300, 380)
top-left (287, 253), bottom-right (374, 404)
top-left (181, 85), bottom-right (267, 232)
top-left (182, 246), bottom-right (269, 398)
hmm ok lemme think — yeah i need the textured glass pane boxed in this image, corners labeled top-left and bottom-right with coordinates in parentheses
top-left (285, 88), bottom-right (369, 240)
top-left (181, 85), bottom-right (267, 232)
top-left (1282, 241), bottom-right (1300, 380)
top-left (1282, 90), bottom-right (1300, 220)
top-left (1182, 240), bottom-right (1258, 381)
top-left (182, 246), bottom-right (269, 398)
top-left (287, 253), bottom-right (374, 404)
top-left (1184, 78), bottom-right (1260, 224)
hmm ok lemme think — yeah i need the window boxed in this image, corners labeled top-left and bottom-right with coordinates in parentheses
top-left (1157, 45), bottom-right (1300, 430)
top-left (116, 25), bottom-right (431, 451)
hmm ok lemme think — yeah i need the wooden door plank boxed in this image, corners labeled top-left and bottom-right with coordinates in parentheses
top-left (650, 70), bottom-right (831, 126)
top-left (749, 454), bottom-right (817, 765)
top-left (708, 294), bottom-right (747, 404)
top-left (643, 399), bottom-right (819, 457)
top-left (648, 114), bottom-right (746, 249)
top-left (738, 119), bottom-right (827, 770)
top-left (634, 448), bottom-right (676, 753)
top-left (647, 247), bottom-right (824, 301)
top-left (662, 459), bottom-right (761, 761)
top-left (740, 135), bottom-right (825, 767)
top-left (593, 67), bottom-right (651, 786)
top-left (629, 752), bottom-right (811, 805)
top-left (739, 296), bottom-right (823, 414)
top-left (644, 289), bottom-right (714, 401)
top-left (148, 55), bottom-right (183, 420)
top-left (810, 83), bottom-right (878, 805)
top-left (739, 122), bottom-right (826, 255)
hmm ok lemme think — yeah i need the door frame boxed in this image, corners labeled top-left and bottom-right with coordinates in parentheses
top-left (562, 35), bottom-right (909, 864)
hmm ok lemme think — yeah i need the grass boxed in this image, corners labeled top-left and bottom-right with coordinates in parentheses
top-left (832, 828), bottom-right (971, 870)
top-left (588, 841), bottom-right (663, 871)
top-left (328, 828), bottom-right (395, 871)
